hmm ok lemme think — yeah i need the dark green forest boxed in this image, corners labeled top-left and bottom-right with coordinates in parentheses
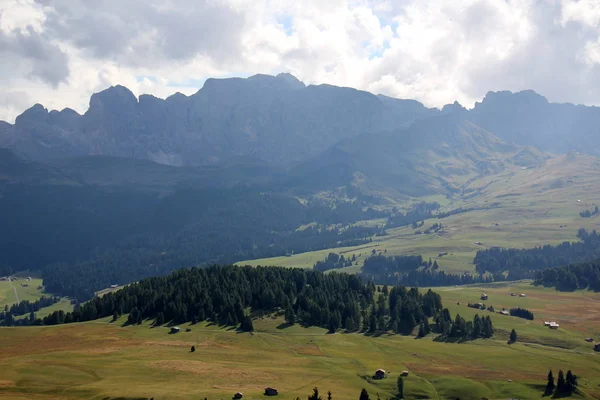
top-left (358, 254), bottom-right (490, 286)
top-left (534, 260), bottom-right (600, 291)
top-left (473, 229), bottom-right (600, 279)
top-left (0, 182), bottom-right (383, 299)
top-left (10, 266), bottom-right (445, 334)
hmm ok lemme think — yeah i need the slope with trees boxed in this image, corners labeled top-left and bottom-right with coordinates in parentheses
top-left (27, 266), bottom-right (444, 333)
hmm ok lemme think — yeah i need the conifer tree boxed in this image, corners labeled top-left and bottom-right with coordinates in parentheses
top-left (565, 370), bottom-right (577, 394)
top-left (545, 370), bottom-right (555, 396)
top-left (509, 329), bottom-right (517, 343)
top-left (369, 313), bottom-right (378, 333)
top-left (359, 388), bottom-right (370, 400)
top-left (308, 387), bottom-right (322, 400)
top-left (417, 322), bottom-right (425, 337)
top-left (240, 315), bottom-right (254, 332)
top-left (397, 376), bottom-right (405, 399)
top-left (285, 307), bottom-right (296, 324)
top-left (556, 369), bottom-right (566, 394)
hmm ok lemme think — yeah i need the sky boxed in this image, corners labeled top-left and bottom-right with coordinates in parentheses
top-left (0, 0), bottom-right (600, 122)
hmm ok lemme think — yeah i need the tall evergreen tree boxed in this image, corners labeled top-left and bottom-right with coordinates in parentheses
top-left (417, 323), bottom-right (426, 338)
top-left (359, 388), bottom-right (370, 400)
top-left (369, 313), bottom-right (378, 333)
top-left (285, 307), bottom-right (296, 324)
top-left (565, 370), bottom-right (577, 394)
top-left (308, 387), bottom-right (322, 400)
top-left (240, 316), bottom-right (254, 332)
top-left (397, 376), bottom-right (405, 399)
top-left (545, 370), bottom-right (555, 396)
top-left (509, 329), bottom-right (517, 343)
top-left (556, 369), bottom-right (566, 394)
top-left (423, 317), bottom-right (431, 334)
top-left (327, 391), bottom-right (332, 400)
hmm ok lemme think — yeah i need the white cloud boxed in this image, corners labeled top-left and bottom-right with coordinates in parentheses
top-left (0, 0), bottom-right (599, 122)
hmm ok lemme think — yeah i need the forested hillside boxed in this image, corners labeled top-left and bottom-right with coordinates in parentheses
top-left (16, 266), bottom-right (444, 335)
top-left (474, 229), bottom-right (600, 279)
top-left (534, 261), bottom-right (600, 291)
top-left (0, 150), bottom-right (390, 299)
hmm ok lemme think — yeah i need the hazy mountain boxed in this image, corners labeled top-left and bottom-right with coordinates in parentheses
top-left (0, 74), bottom-right (437, 166)
top-left (3, 75), bottom-right (598, 166)
top-left (291, 114), bottom-right (547, 197)
top-left (469, 90), bottom-right (600, 154)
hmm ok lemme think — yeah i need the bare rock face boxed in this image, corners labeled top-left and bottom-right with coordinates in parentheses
top-left (470, 90), bottom-right (600, 154)
top-left (0, 74), bottom-right (436, 166)
top-left (2, 74), bottom-right (597, 166)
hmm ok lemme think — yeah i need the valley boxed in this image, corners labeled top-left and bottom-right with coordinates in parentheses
top-left (1, 282), bottom-right (599, 400)
top-left (239, 153), bottom-right (600, 275)
top-left (2, 75), bottom-right (600, 400)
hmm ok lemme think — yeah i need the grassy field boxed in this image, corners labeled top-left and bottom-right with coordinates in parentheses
top-left (238, 154), bottom-right (600, 274)
top-left (0, 278), bottom-right (45, 309)
top-left (1, 282), bottom-right (599, 400)
top-left (0, 276), bottom-right (73, 319)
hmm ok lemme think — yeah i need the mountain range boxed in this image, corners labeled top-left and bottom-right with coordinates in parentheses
top-left (1, 73), bottom-right (599, 298)
top-left (2, 73), bottom-right (598, 169)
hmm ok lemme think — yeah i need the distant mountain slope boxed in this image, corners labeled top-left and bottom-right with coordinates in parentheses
top-left (291, 115), bottom-right (547, 197)
top-left (0, 74), bottom-right (437, 166)
top-left (469, 90), bottom-right (600, 155)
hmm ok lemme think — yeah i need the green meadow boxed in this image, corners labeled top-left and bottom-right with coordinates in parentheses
top-left (239, 155), bottom-right (600, 275)
top-left (1, 282), bottom-right (599, 400)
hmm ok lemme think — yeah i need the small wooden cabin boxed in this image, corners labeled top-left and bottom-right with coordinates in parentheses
top-left (374, 369), bottom-right (386, 380)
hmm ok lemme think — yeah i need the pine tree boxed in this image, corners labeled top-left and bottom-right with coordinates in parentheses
top-left (417, 323), bottom-right (426, 338)
top-left (112, 311), bottom-right (119, 322)
top-left (285, 307), bottom-right (296, 324)
top-left (509, 329), bottom-right (517, 343)
top-left (565, 370), bottom-right (577, 394)
top-left (359, 388), bottom-right (370, 400)
top-left (327, 391), bottom-right (332, 400)
top-left (369, 313), bottom-right (378, 333)
top-left (29, 311), bottom-right (36, 322)
top-left (556, 369), bottom-right (566, 394)
top-left (344, 317), bottom-right (355, 332)
top-left (328, 314), bottom-right (339, 334)
top-left (397, 376), bottom-right (405, 399)
top-left (545, 369), bottom-right (555, 396)
top-left (423, 317), bottom-right (431, 334)
top-left (240, 316), bottom-right (254, 332)
top-left (472, 314), bottom-right (482, 338)
top-left (308, 387), bottom-right (322, 400)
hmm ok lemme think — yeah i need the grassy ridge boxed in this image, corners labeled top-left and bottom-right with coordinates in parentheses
top-left (1, 282), bottom-right (599, 400)
top-left (0, 278), bottom-right (45, 308)
top-left (238, 155), bottom-right (600, 275)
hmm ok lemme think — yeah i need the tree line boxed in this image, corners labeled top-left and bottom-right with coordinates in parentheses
top-left (509, 307), bottom-right (534, 320)
top-left (313, 253), bottom-right (356, 272)
top-left (0, 296), bottom-right (62, 326)
top-left (359, 254), bottom-right (490, 287)
top-left (545, 369), bottom-right (578, 397)
top-left (579, 206), bottom-right (598, 218)
top-left (0, 182), bottom-right (387, 300)
top-left (385, 202), bottom-right (440, 229)
top-left (3, 296), bottom-right (60, 316)
top-left (435, 309), bottom-right (494, 340)
top-left (32, 266), bottom-right (444, 334)
top-left (533, 260), bottom-right (600, 292)
top-left (473, 229), bottom-right (600, 278)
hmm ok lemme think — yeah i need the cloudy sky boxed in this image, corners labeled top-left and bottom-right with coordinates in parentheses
top-left (0, 0), bottom-right (599, 122)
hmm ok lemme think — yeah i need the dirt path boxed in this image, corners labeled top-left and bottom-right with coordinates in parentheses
top-left (10, 280), bottom-right (19, 303)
